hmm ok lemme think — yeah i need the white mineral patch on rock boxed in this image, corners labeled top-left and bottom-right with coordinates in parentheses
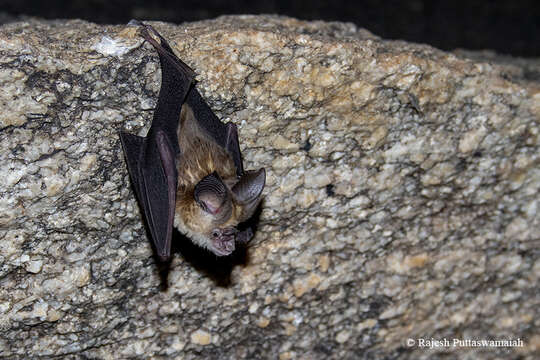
top-left (25, 260), bottom-right (43, 274)
top-left (92, 36), bottom-right (137, 57)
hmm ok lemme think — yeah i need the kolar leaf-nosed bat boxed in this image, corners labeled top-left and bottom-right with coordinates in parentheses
top-left (119, 21), bottom-right (265, 260)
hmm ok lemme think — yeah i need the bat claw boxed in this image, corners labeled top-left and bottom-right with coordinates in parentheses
top-left (237, 228), bottom-right (254, 244)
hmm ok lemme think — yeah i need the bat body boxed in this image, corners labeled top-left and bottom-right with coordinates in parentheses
top-left (120, 22), bottom-right (265, 260)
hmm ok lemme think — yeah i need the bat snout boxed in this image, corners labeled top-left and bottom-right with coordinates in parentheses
top-left (211, 227), bottom-right (238, 256)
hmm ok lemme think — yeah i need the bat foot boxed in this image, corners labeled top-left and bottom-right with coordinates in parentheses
top-left (237, 228), bottom-right (254, 244)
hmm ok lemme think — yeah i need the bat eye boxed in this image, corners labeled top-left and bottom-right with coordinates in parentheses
top-left (212, 230), bottom-right (220, 238)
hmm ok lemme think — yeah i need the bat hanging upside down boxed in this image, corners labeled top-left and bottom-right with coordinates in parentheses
top-left (119, 21), bottom-right (265, 260)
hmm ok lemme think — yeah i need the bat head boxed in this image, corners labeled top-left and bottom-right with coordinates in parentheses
top-left (188, 168), bottom-right (266, 256)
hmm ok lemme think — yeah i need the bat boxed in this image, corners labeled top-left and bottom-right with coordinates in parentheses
top-left (119, 21), bottom-right (265, 260)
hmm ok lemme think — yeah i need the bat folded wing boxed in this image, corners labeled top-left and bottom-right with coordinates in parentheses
top-left (119, 131), bottom-right (145, 194)
top-left (119, 130), bottom-right (177, 260)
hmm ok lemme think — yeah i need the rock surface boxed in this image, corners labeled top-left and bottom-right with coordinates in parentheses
top-left (0, 15), bottom-right (538, 359)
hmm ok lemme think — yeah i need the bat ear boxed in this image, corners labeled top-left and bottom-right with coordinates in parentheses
top-left (233, 168), bottom-right (266, 205)
top-left (194, 172), bottom-right (230, 215)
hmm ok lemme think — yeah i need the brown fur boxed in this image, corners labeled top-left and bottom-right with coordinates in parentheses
top-left (173, 104), bottom-right (248, 249)
top-left (176, 105), bottom-right (236, 189)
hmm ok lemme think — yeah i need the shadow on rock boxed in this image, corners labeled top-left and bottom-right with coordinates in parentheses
top-left (150, 203), bottom-right (264, 290)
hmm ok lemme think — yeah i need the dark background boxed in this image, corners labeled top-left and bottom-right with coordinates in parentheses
top-left (1, 0), bottom-right (538, 57)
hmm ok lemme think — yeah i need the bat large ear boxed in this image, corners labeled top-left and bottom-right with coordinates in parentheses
top-left (233, 168), bottom-right (266, 219)
top-left (194, 172), bottom-right (231, 217)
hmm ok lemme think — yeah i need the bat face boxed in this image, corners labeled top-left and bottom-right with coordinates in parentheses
top-left (175, 168), bottom-right (265, 256)
top-left (120, 21), bottom-right (265, 260)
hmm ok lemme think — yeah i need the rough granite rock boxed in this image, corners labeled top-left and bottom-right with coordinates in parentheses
top-left (0, 15), bottom-right (539, 359)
